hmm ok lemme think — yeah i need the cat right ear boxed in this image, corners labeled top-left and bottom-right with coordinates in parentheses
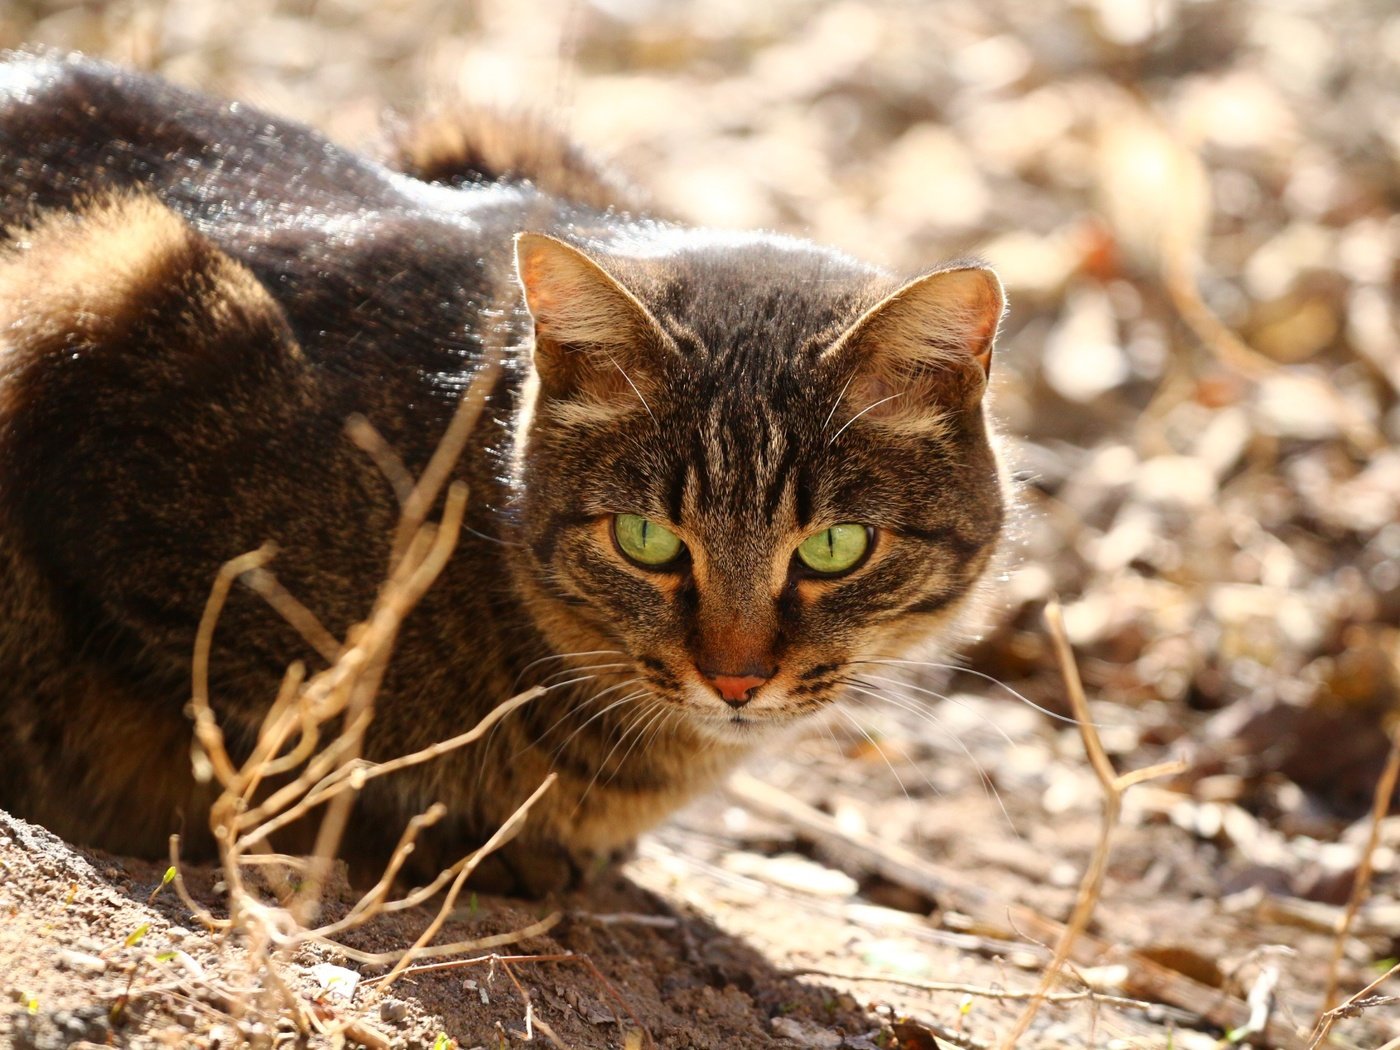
top-left (826, 264), bottom-right (1005, 431)
top-left (514, 232), bottom-right (663, 413)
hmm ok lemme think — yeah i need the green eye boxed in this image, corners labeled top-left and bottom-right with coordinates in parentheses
top-left (613, 514), bottom-right (685, 567)
top-left (796, 524), bottom-right (871, 576)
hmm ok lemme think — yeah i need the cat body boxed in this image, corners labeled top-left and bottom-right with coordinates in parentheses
top-left (0, 54), bottom-right (1007, 892)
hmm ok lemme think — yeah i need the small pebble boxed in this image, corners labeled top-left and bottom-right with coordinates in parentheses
top-left (55, 948), bottom-right (107, 974)
top-left (379, 999), bottom-right (408, 1023)
top-left (771, 1016), bottom-right (842, 1048)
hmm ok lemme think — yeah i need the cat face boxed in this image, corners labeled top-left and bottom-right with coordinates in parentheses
top-left (512, 230), bottom-right (1006, 743)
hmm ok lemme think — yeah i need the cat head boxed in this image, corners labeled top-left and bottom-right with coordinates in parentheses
top-left (511, 228), bottom-right (1007, 744)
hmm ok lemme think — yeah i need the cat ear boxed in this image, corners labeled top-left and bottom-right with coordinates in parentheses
top-left (514, 232), bottom-right (663, 410)
top-left (829, 265), bottom-right (1004, 428)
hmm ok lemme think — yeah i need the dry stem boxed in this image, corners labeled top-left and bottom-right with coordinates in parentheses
top-left (169, 353), bottom-right (574, 1044)
top-left (785, 966), bottom-right (1168, 1014)
top-left (997, 599), bottom-right (1185, 1049)
top-left (1317, 723), bottom-right (1400, 1020)
top-left (364, 948), bottom-right (656, 1049)
top-left (1310, 961), bottom-right (1400, 1050)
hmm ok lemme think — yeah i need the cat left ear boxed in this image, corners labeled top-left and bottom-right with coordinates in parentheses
top-left (829, 265), bottom-right (1005, 425)
top-left (514, 232), bottom-right (664, 409)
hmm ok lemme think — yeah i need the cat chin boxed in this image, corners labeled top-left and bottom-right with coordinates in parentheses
top-left (681, 704), bottom-right (801, 745)
top-left (665, 681), bottom-right (810, 745)
top-left (686, 714), bottom-right (788, 746)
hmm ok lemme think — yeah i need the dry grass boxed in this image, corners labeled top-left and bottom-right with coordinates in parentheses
top-left (161, 352), bottom-right (565, 1044)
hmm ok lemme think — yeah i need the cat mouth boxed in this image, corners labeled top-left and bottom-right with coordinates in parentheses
top-left (640, 666), bottom-right (829, 741)
top-left (682, 696), bottom-right (804, 743)
top-left (688, 713), bottom-right (775, 743)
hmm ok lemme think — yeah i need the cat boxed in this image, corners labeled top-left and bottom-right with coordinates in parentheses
top-left (0, 53), bottom-right (1008, 894)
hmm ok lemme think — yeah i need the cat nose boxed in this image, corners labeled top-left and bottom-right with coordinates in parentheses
top-left (699, 667), bottom-right (774, 708)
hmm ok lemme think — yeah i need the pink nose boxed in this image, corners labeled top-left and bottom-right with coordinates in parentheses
top-left (701, 670), bottom-right (772, 708)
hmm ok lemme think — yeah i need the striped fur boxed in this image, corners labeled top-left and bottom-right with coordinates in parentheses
top-left (0, 54), bottom-right (1010, 894)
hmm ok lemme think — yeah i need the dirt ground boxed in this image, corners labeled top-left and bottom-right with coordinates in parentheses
top-left (1, 0), bottom-right (1398, 1047)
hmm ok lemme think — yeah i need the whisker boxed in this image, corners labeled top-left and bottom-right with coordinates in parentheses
top-left (855, 658), bottom-right (1085, 727)
top-left (603, 700), bottom-right (671, 787)
top-left (512, 648), bottom-right (625, 691)
top-left (548, 686), bottom-right (652, 761)
top-left (848, 679), bottom-right (1015, 831)
top-left (821, 369), bottom-right (858, 433)
top-left (575, 695), bottom-right (663, 812)
top-left (537, 662), bottom-right (632, 686)
top-left (476, 665), bottom-right (628, 796)
top-left (501, 663), bottom-right (641, 762)
top-left (855, 672), bottom-right (1016, 748)
top-left (842, 685), bottom-right (974, 804)
top-left (461, 524), bottom-right (523, 548)
top-left (832, 702), bottom-right (913, 803)
top-left (603, 350), bottom-right (657, 424)
top-left (534, 673), bottom-right (599, 694)
top-left (827, 391), bottom-right (903, 446)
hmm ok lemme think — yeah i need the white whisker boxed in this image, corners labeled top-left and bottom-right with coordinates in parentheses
top-left (575, 695), bottom-right (664, 812)
top-left (604, 700), bottom-right (671, 787)
top-left (827, 391), bottom-right (903, 446)
top-left (848, 679), bottom-right (1015, 831)
top-left (538, 681), bottom-right (648, 759)
top-left (604, 350), bottom-right (657, 424)
top-left (821, 369), bottom-right (858, 433)
top-left (512, 648), bottom-right (625, 690)
top-left (538, 662), bottom-right (632, 686)
top-left (855, 658), bottom-right (1085, 726)
top-left (856, 672), bottom-right (1015, 747)
top-left (833, 703), bottom-right (913, 802)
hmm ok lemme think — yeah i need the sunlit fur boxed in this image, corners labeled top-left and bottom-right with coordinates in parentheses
top-left (0, 54), bottom-right (1009, 894)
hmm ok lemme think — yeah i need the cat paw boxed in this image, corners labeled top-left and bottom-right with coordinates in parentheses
top-left (460, 838), bottom-right (631, 898)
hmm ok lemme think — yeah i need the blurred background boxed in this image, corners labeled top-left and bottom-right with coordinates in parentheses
top-left (3, 0), bottom-right (1399, 1037)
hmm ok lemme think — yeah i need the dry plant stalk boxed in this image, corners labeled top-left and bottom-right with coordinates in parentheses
top-left (786, 966), bottom-right (1165, 1013)
top-left (168, 356), bottom-right (561, 1041)
top-left (1316, 722), bottom-right (1400, 1024)
top-left (997, 600), bottom-right (1185, 1050)
top-left (363, 949), bottom-right (656, 1048)
top-left (1310, 960), bottom-right (1400, 1050)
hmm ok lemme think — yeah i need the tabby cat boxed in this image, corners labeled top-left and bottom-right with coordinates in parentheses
top-left (0, 54), bottom-right (1007, 893)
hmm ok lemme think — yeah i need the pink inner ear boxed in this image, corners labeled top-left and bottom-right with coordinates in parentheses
top-left (518, 254), bottom-right (567, 327)
top-left (962, 278), bottom-right (1002, 371)
top-left (516, 234), bottom-right (652, 353)
top-left (966, 312), bottom-right (996, 372)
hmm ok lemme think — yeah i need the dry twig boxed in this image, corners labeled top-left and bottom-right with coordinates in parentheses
top-left (165, 355), bottom-right (572, 1044)
top-left (1315, 722), bottom-right (1400, 1028)
top-left (724, 766), bottom-right (1307, 1047)
top-left (1310, 962), bottom-right (1400, 1049)
top-left (784, 966), bottom-right (1177, 1016)
top-left (363, 949), bottom-right (656, 1049)
top-left (997, 599), bottom-right (1185, 1049)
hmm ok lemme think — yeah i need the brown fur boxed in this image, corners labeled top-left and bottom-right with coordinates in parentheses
top-left (0, 55), bottom-right (1011, 895)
